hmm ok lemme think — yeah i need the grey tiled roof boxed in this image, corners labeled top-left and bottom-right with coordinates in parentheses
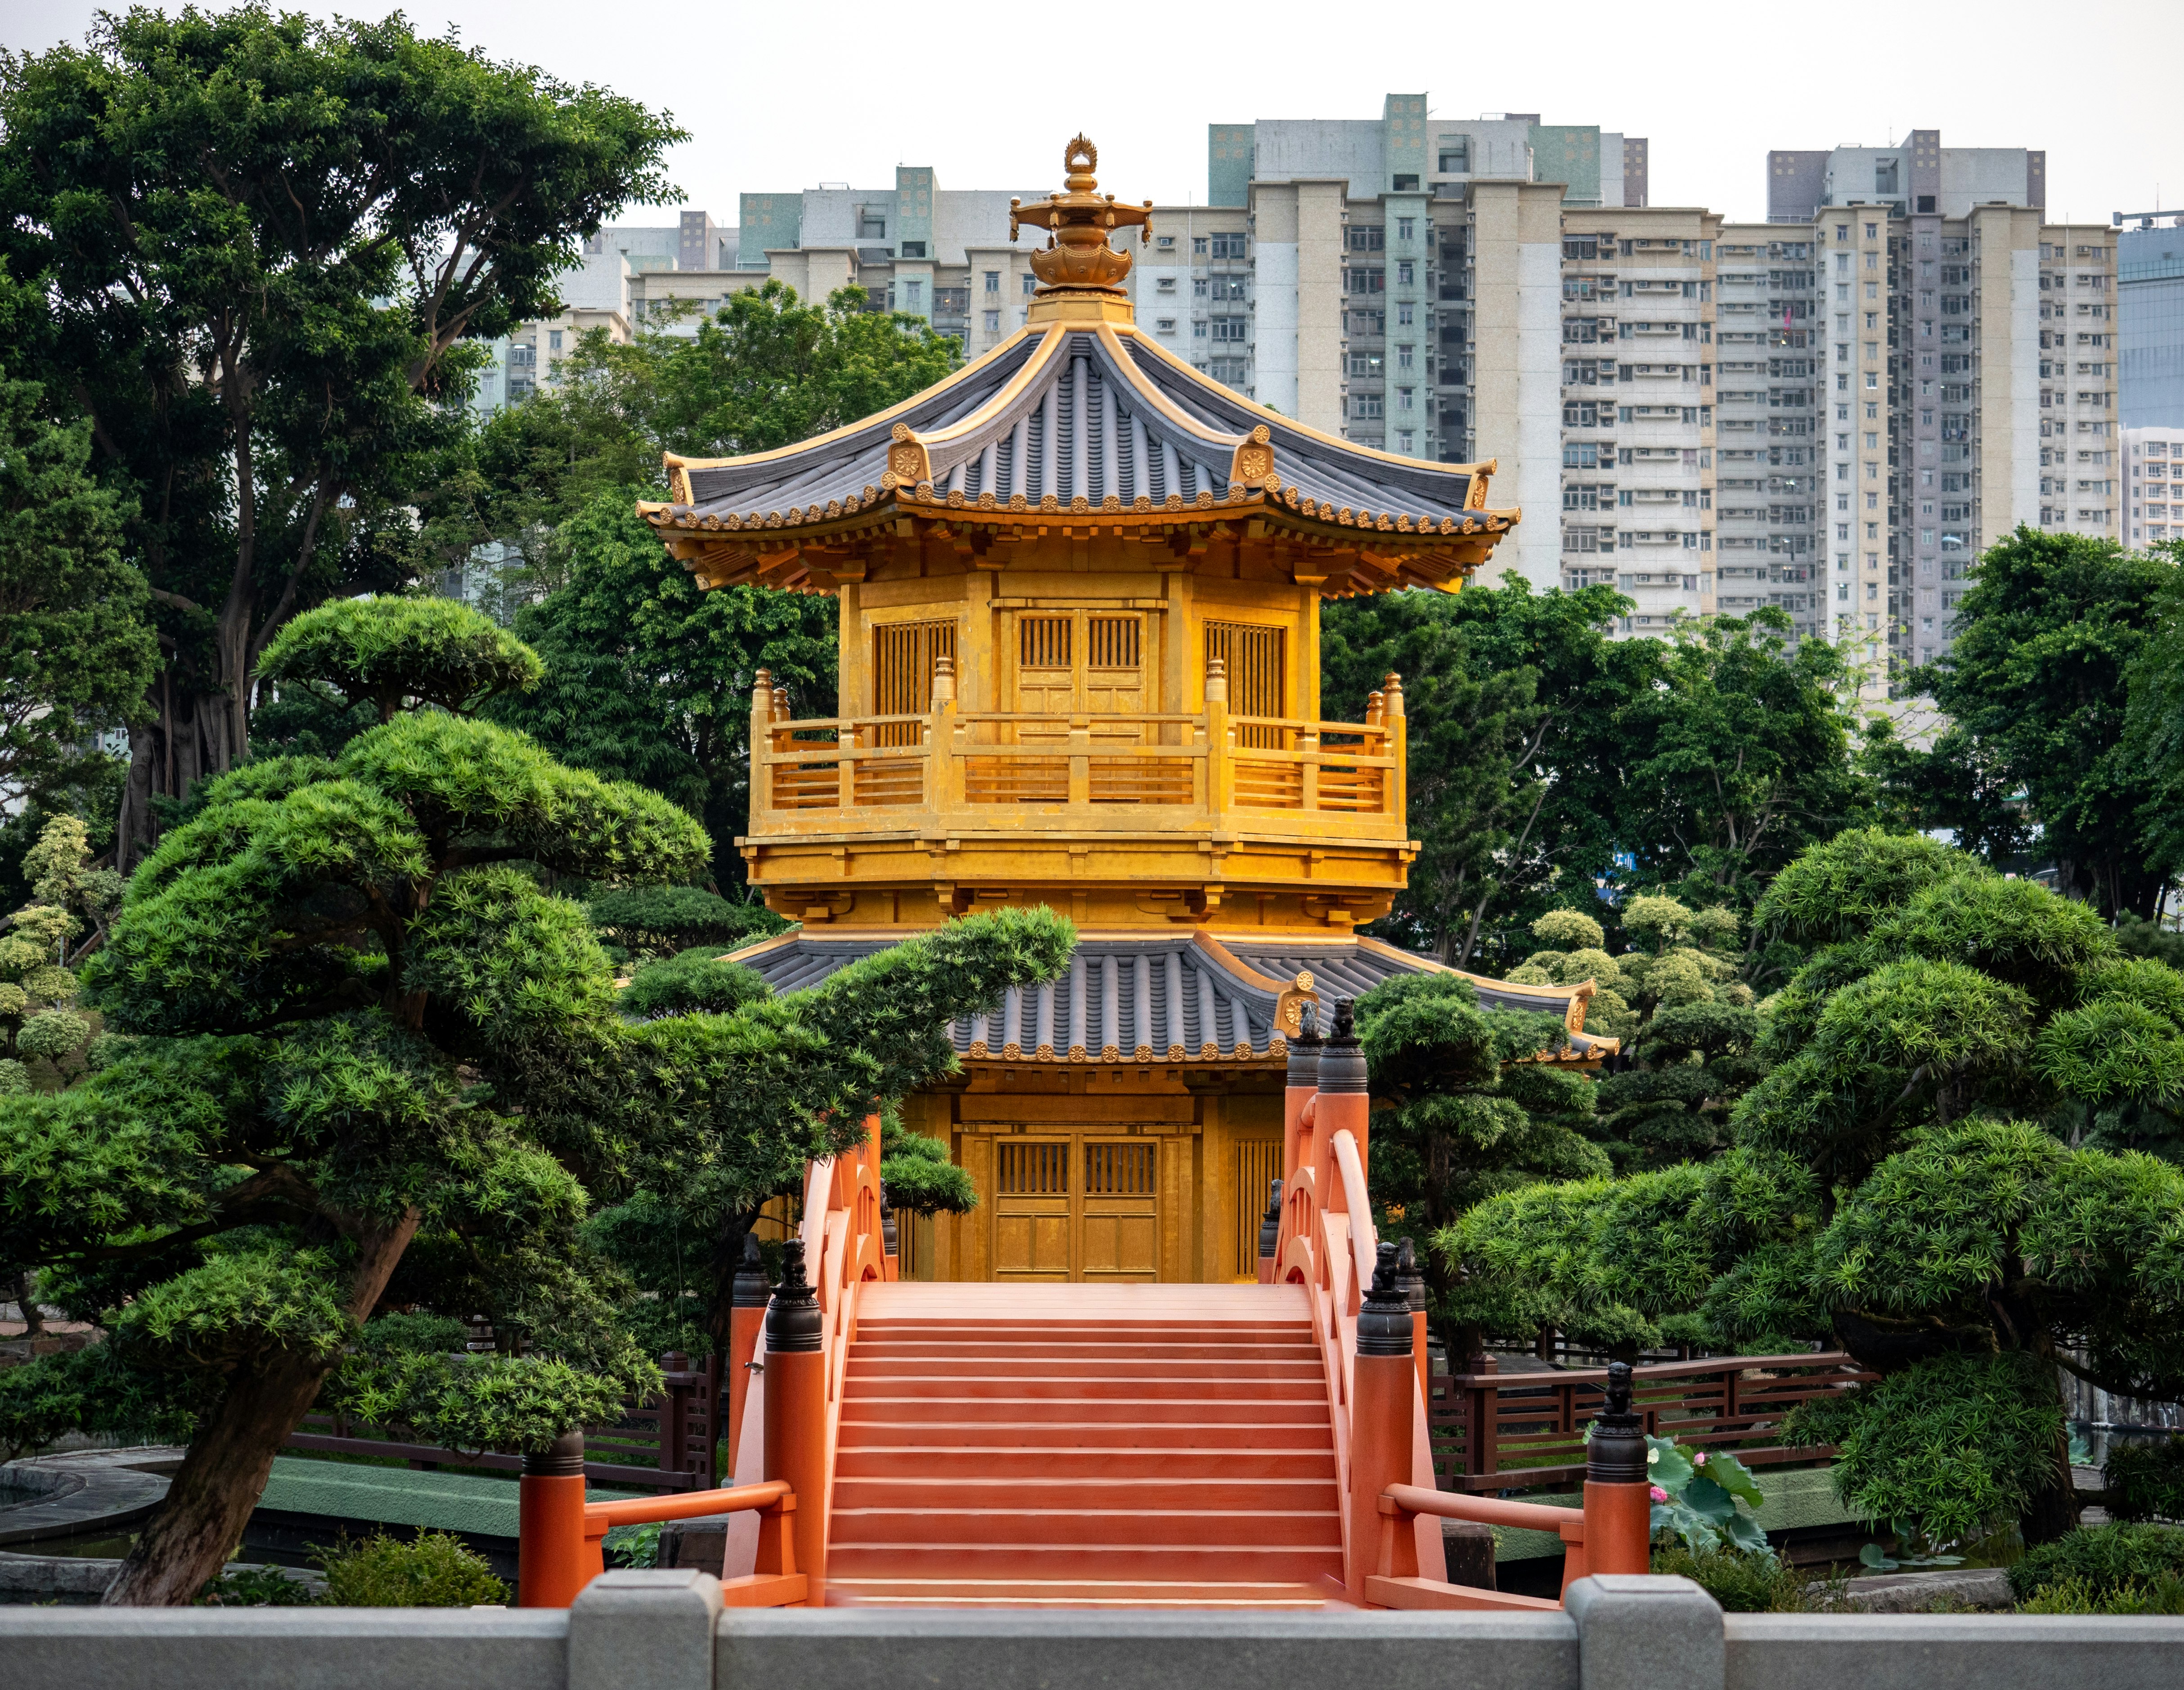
top-left (721, 929), bottom-right (1614, 1064)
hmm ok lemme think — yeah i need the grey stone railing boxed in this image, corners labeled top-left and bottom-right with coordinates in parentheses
top-left (5, 1572), bottom-right (2183, 1690)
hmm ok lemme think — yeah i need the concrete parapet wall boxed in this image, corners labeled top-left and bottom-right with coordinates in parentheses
top-left (4, 1573), bottom-right (2183, 1690)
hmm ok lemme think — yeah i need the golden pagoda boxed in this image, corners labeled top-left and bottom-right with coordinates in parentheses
top-left (642, 138), bottom-right (1609, 1284)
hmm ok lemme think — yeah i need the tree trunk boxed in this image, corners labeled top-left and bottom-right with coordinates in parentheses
top-left (115, 686), bottom-right (243, 870)
top-left (2016, 1359), bottom-right (2082, 1548)
top-left (102, 1211), bottom-right (420, 1605)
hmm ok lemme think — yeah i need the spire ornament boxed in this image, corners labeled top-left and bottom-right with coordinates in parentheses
top-left (1011, 135), bottom-right (1154, 296)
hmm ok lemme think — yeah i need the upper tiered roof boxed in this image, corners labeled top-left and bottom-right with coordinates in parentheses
top-left (642, 137), bottom-right (1519, 599)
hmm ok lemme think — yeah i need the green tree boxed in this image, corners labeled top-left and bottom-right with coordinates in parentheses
top-left (1894, 527), bottom-right (2170, 917)
top-left (0, 352), bottom-right (155, 816)
top-left (0, 597), bottom-right (1070, 1605)
top-left (1613, 612), bottom-right (1872, 917)
top-left (1322, 575), bottom-right (1630, 965)
top-left (1509, 899), bottom-right (1762, 1170)
top-left (489, 491), bottom-right (838, 889)
top-left (2120, 541), bottom-right (2184, 898)
top-left (1355, 973), bottom-right (1607, 1362)
top-left (1440, 828), bottom-right (2184, 1547)
top-left (0, 5), bottom-right (685, 861)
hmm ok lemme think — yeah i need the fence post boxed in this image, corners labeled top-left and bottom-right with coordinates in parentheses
top-left (748, 668), bottom-right (773, 816)
top-left (1256, 1179), bottom-right (1282, 1284)
top-left (1382, 672), bottom-right (1406, 820)
top-left (1582, 1361), bottom-right (1653, 1577)
top-left (519, 1430), bottom-right (595, 1608)
top-left (1317, 998), bottom-right (1369, 1172)
top-left (762, 1238), bottom-right (828, 1606)
top-left (1204, 656), bottom-right (1234, 816)
top-left (659, 1353), bottom-right (691, 1484)
top-left (1348, 1241), bottom-right (1416, 1605)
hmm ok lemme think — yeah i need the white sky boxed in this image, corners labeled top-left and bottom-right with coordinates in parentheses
top-left (9, 0), bottom-right (2182, 229)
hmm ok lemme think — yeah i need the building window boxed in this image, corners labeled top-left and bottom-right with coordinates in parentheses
top-left (1397, 301), bottom-right (1414, 326)
top-left (1023, 273), bottom-right (1036, 295)
top-left (984, 271), bottom-right (1000, 293)
top-left (1438, 143), bottom-right (1469, 172)
top-left (983, 310), bottom-right (1000, 332)
top-left (1397, 429), bottom-right (1415, 452)
top-left (1155, 317), bottom-right (1176, 333)
top-left (1392, 173), bottom-right (1419, 192)
top-left (900, 241), bottom-right (926, 259)
top-left (1397, 217), bottom-right (1416, 242)
top-left (860, 215), bottom-right (886, 239)
top-left (902, 281), bottom-right (923, 310)
top-left (548, 330), bottom-right (563, 351)
top-left (1397, 260), bottom-right (1415, 285)
top-left (1193, 236), bottom-right (1208, 254)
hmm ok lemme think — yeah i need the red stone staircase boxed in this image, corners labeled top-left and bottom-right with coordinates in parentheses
top-left (825, 1282), bottom-right (1342, 1608)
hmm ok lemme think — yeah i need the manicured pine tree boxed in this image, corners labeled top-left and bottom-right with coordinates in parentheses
top-left (1442, 828), bottom-right (2184, 1547)
top-left (0, 596), bottom-right (1068, 1605)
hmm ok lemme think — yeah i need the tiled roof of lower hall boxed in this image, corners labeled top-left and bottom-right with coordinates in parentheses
top-left (719, 928), bottom-right (1617, 1065)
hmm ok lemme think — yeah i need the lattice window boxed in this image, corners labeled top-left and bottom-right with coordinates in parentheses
top-left (1205, 621), bottom-right (1287, 748)
top-left (1088, 615), bottom-right (1141, 670)
top-left (997, 1140), bottom-right (1069, 1196)
top-left (1083, 1140), bottom-right (1156, 1197)
top-left (873, 620), bottom-right (957, 717)
top-left (1019, 614), bottom-right (1072, 669)
top-left (1235, 1140), bottom-right (1282, 1278)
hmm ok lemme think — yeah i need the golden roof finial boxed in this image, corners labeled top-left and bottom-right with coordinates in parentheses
top-left (1011, 136), bottom-right (1154, 300)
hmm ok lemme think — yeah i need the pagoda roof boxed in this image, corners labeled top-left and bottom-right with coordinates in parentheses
top-left (640, 319), bottom-right (1518, 597)
top-left (715, 928), bottom-right (1614, 1067)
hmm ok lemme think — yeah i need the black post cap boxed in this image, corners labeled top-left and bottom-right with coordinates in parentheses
top-left (1286, 1002), bottom-right (1322, 1086)
top-left (764, 1238), bottom-right (824, 1353)
top-left (1396, 1235), bottom-right (1427, 1313)
top-left (1316, 997), bottom-right (1367, 1094)
top-left (522, 1429), bottom-right (585, 1477)
top-left (1356, 1239), bottom-right (1413, 1357)
top-left (731, 1231), bottom-right (771, 1309)
top-left (1585, 1360), bottom-right (1648, 1484)
top-left (1258, 1179), bottom-right (1283, 1261)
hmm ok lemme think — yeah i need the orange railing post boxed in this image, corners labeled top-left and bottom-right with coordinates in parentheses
top-left (725, 1235), bottom-right (769, 1476)
top-left (1281, 1008), bottom-right (1321, 1197)
top-left (1581, 1360), bottom-right (1653, 1577)
top-left (763, 1237), bottom-right (830, 1606)
top-left (517, 1431), bottom-right (594, 1608)
top-left (1395, 1237), bottom-right (1429, 1408)
top-left (1348, 1241), bottom-right (1418, 1604)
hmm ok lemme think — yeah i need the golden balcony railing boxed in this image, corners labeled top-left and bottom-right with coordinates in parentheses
top-left (745, 660), bottom-right (1409, 843)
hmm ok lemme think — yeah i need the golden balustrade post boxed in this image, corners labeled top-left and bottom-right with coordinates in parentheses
top-left (837, 718), bottom-right (859, 809)
top-left (929, 654), bottom-right (961, 814)
top-left (1381, 672), bottom-right (1407, 821)
top-left (1299, 721), bottom-right (1321, 813)
top-left (1067, 719), bottom-right (1092, 807)
top-left (748, 667), bottom-right (775, 817)
top-left (1204, 655), bottom-right (1233, 816)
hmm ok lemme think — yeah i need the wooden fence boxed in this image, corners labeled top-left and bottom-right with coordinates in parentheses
top-left (286, 1353), bottom-right (717, 1492)
top-left (1430, 1352), bottom-right (1878, 1493)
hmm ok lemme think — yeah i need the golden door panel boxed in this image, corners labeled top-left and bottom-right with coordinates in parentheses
top-left (1234, 1137), bottom-right (1283, 1281)
top-left (993, 1139), bottom-right (1071, 1280)
top-left (1080, 1140), bottom-right (1159, 1281)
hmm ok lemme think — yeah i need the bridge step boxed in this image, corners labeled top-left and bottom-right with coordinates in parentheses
top-left (828, 1282), bottom-right (1339, 1608)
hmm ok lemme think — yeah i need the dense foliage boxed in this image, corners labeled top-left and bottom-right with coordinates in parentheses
top-left (1437, 828), bottom-right (2184, 1547)
top-left (1887, 528), bottom-right (2173, 917)
top-left (0, 5), bottom-right (684, 861)
top-left (0, 599), bottom-right (1068, 1607)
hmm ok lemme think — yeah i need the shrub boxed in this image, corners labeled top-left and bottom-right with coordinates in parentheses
top-left (2018, 1573), bottom-right (2184, 1615)
top-left (621, 949), bottom-right (772, 1018)
top-left (2105, 1436), bottom-right (2184, 1524)
top-left (1650, 1542), bottom-right (1808, 1611)
top-left (317, 1530), bottom-right (508, 1607)
top-left (586, 886), bottom-right (786, 960)
top-left (195, 1563), bottom-right (319, 1605)
top-left (2008, 1523), bottom-right (2184, 1603)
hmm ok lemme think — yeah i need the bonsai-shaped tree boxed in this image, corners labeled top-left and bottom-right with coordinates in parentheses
top-left (1441, 828), bottom-right (2184, 1547)
top-left (257, 595), bottom-right (544, 724)
top-left (0, 597), bottom-right (1070, 1605)
top-left (1354, 972), bottom-right (1606, 1365)
top-left (1506, 898), bottom-right (1763, 1171)
top-left (0, 816), bottom-right (115, 1089)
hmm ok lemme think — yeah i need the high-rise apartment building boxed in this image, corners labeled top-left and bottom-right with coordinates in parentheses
top-left (2117, 215), bottom-right (2184, 429)
top-left (1753, 134), bottom-right (2116, 675)
top-left (2123, 426), bottom-right (2184, 546)
top-left (476, 116), bottom-right (2123, 670)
